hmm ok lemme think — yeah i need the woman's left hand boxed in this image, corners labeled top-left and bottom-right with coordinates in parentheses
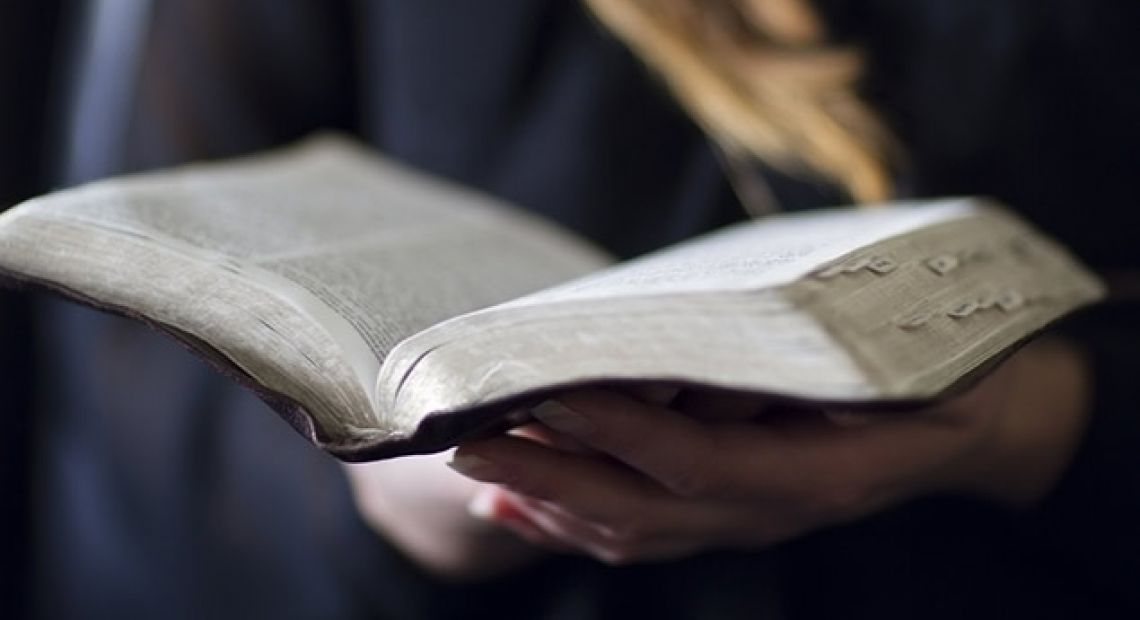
top-left (448, 338), bottom-right (1091, 565)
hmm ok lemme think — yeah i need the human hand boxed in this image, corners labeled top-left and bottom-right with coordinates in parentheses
top-left (448, 338), bottom-right (1091, 564)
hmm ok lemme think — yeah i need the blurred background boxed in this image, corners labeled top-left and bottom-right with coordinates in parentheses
top-left (1, 4), bottom-right (60, 616)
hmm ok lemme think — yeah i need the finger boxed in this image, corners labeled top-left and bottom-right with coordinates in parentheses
top-left (528, 388), bottom-right (735, 498)
top-left (451, 434), bottom-right (661, 521)
top-left (468, 487), bottom-right (574, 551)
top-left (457, 439), bottom-right (827, 558)
top-left (823, 409), bottom-right (880, 428)
top-left (508, 422), bottom-right (594, 454)
top-left (622, 384), bottom-right (681, 407)
top-left (452, 435), bottom-right (723, 539)
top-left (505, 489), bottom-right (813, 563)
top-left (500, 491), bottom-right (617, 556)
top-left (502, 491), bottom-right (713, 565)
top-left (673, 388), bottom-right (767, 420)
top-left (532, 389), bottom-right (979, 505)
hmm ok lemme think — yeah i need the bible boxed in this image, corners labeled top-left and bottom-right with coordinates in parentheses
top-left (0, 136), bottom-right (1104, 460)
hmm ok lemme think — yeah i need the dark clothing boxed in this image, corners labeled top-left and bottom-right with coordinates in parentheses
top-left (9, 1), bottom-right (1139, 618)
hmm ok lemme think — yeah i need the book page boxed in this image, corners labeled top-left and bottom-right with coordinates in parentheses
top-left (0, 136), bottom-right (609, 440)
top-left (379, 291), bottom-right (875, 438)
top-left (377, 201), bottom-right (980, 431)
top-left (503, 199), bottom-right (976, 305)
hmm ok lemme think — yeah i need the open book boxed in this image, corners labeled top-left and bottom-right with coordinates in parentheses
top-left (0, 136), bottom-right (1104, 460)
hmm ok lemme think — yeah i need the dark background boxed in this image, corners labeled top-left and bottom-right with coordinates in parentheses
top-left (0, 4), bottom-right (65, 617)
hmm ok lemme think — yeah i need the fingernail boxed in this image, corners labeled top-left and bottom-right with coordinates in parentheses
top-left (467, 489), bottom-right (497, 520)
top-left (448, 453), bottom-right (503, 480)
top-left (531, 399), bottom-right (594, 436)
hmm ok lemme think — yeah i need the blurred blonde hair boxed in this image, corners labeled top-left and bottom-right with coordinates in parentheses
top-left (585, 0), bottom-right (894, 203)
